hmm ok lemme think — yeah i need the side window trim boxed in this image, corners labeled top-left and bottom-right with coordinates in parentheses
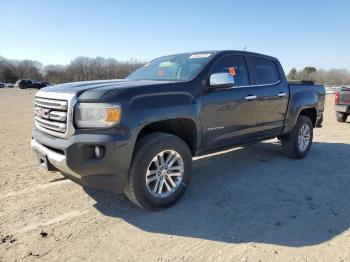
top-left (220, 80), bottom-right (281, 89)
top-left (209, 54), bottom-right (281, 89)
top-left (209, 54), bottom-right (251, 87)
top-left (252, 56), bottom-right (281, 85)
top-left (248, 80), bottom-right (281, 87)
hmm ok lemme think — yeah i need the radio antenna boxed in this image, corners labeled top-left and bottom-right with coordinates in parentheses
top-left (244, 46), bottom-right (247, 52)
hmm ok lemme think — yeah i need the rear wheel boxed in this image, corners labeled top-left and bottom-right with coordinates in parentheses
top-left (125, 132), bottom-right (192, 210)
top-left (336, 112), bottom-right (348, 122)
top-left (281, 115), bottom-right (313, 159)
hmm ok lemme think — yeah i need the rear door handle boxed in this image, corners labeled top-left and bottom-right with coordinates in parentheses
top-left (277, 92), bottom-right (287, 97)
top-left (245, 95), bottom-right (257, 100)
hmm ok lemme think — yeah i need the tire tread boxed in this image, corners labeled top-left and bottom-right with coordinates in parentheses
top-left (281, 115), bottom-right (313, 159)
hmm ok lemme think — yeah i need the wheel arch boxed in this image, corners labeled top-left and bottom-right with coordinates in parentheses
top-left (135, 118), bottom-right (198, 155)
top-left (282, 105), bottom-right (319, 135)
top-left (299, 107), bottom-right (317, 127)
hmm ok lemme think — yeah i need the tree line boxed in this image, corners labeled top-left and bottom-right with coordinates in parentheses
top-left (0, 56), bottom-right (143, 84)
top-left (287, 67), bottom-right (350, 86)
top-left (1, 54), bottom-right (349, 86)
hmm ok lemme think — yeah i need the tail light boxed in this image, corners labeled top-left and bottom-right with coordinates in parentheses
top-left (335, 91), bottom-right (340, 104)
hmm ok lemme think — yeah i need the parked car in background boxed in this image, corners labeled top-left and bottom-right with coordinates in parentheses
top-left (38, 81), bottom-right (51, 88)
top-left (0, 82), bottom-right (5, 88)
top-left (326, 87), bottom-right (334, 94)
top-left (15, 79), bottom-right (50, 89)
top-left (5, 82), bottom-right (15, 88)
top-left (335, 86), bottom-right (350, 122)
top-left (31, 50), bottom-right (326, 210)
top-left (15, 79), bottom-right (37, 89)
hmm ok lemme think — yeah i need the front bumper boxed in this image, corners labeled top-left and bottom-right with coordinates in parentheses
top-left (31, 129), bottom-right (134, 193)
top-left (335, 105), bottom-right (350, 113)
top-left (31, 139), bottom-right (77, 175)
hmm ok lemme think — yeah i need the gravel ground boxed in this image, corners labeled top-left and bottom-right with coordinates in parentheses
top-left (0, 88), bottom-right (349, 262)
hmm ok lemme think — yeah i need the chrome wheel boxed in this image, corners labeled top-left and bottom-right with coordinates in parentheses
top-left (298, 124), bottom-right (311, 152)
top-left (146, 150), bottom-right (184, 198)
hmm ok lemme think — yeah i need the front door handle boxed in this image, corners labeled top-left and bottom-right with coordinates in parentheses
top-left (277, 92), bottom-right (287, 97)
top-left (245, 95), bottom-right (257, 100)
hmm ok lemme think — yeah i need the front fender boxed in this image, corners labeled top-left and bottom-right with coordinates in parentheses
top-left (124, 91), bottom-right (202, 151)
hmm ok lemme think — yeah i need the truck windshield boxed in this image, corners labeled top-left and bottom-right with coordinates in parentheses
top-left (127, 53), bottom-right (213, 81)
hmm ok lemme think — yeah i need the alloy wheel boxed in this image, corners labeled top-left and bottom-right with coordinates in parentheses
top-left (145, 150), bottom-right (184, 198)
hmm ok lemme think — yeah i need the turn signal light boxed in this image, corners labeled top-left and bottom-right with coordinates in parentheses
top-left (106, 107), bottom-right (122, 122)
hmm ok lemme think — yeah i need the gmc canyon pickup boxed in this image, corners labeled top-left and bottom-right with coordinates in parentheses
top-left (335, 86), bottom-right (350, 122)
top-left (31, 51), bottom-right (325, 210)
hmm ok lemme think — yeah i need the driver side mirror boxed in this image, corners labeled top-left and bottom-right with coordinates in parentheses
top-left (209, 73), bottom-right (235, 89)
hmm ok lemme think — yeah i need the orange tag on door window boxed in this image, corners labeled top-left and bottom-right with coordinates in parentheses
top-left (158, 69), bottom-right (164, 77)
top-left (229, 67), bottom-right (236, 76)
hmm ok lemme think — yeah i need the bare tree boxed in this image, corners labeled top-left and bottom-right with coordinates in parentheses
top-left (286, 67), bottom-right (350, 86)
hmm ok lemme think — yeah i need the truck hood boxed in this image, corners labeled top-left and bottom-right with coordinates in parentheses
top-left (41, 79), bottom-right (175, 99)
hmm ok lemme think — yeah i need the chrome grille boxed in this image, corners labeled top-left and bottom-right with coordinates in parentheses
top-left (34, 91), bottom-right (77, 138)
top-left (35, 97), bottom-right (68, 110)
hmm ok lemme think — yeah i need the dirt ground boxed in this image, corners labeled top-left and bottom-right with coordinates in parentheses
top-left (0, 88), bottom-right (349, 262)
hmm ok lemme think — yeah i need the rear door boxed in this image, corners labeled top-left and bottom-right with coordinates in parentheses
top-left (201, 55), bottom-right (260, 150)
top-left (250, 57), bottom-right (289, 137)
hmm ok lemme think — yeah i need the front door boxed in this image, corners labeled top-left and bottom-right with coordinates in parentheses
top-left (201, 55), bottom-right (260, 151)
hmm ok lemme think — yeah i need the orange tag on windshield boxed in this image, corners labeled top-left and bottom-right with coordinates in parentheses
top-left (229, 67), bottom-right (236, 76)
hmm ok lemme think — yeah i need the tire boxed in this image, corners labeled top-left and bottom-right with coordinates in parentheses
top-left (125, 132), bottom-right (192, 210)
top-left (336, 112), bottom-right (348, 123)
top-left (281, 115), bottom-right (313, 159)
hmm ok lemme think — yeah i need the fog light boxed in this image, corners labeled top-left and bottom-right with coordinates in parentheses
top-left (94, 146), bottom-right (105, 159)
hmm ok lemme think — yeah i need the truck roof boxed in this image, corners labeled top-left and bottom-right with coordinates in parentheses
top-left (165, 50), bottom-right (278, 61)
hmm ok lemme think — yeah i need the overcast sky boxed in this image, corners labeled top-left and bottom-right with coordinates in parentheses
top-left (1, 0), bottom-right (350, 72)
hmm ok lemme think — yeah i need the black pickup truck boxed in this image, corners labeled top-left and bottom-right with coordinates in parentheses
top-left (335, 86), bottom-right (350, 122)
top-left (31, 51), bottom-right (325, 210)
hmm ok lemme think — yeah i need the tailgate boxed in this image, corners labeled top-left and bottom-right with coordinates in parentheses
top-left (340, 87), bottom-right (350, 104)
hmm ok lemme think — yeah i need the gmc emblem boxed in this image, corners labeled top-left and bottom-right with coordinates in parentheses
top-left (34, 107), bottom-right (51, 119)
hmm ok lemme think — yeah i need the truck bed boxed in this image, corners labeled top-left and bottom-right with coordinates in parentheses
top-left (339, 86), bottom-right (350, 105)
top-left (288, 80), bottom-right (315, 85)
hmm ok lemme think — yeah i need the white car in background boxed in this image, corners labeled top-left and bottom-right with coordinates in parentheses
top-left (5, 83), bottom-right (15, 88)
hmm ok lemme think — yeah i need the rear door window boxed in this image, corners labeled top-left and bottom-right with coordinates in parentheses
top-left (211, 55), bottom-right (249, 87)
top-left (253, 58), bottom-right (280, 85)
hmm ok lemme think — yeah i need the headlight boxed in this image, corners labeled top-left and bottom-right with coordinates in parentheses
top-left (75, 103), bottom-right (121, 128)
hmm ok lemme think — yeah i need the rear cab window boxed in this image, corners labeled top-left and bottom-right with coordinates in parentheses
top-left (211, 55), bottom-right (250, 87)
top-left (253, 57), bottom-right (280, 85)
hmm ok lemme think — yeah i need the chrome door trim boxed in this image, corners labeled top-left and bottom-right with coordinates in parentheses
top-left (277, 92), bottom-right (287, 97)
top-left (212, 80), bottom-right (282, 90)
top-left (245, 95), bottom-right (257, 100)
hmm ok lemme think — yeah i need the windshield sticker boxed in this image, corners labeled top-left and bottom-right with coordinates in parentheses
top-left (159, 61), bottom-right (174, 67)
top-left (229, 67), bottom-right (236, 76)
top-left (189, 53), bottom-right (212, 59)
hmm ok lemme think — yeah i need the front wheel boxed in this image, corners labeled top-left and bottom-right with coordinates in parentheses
top-left (281, 115), bottom-right (313, 159)
top-left (336, 112), bottom-right (348, 122)
top-left (125, 132), bottom-right (192, 210)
